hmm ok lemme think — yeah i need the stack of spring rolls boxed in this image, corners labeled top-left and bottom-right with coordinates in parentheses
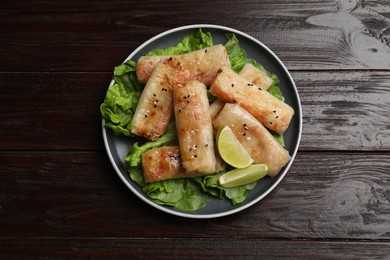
top-left (131, 44), bottom-right (294, 183)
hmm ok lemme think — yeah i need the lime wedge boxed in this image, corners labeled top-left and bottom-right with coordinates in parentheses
top-left (216, 125), bottom-right (253, 168)
top-left (219, 164), bottom-right (269, 188)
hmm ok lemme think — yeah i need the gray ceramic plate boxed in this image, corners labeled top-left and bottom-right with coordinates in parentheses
top-left (102, 24), bottom-right (302, 219)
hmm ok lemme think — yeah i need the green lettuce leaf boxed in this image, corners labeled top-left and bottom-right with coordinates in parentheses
top-left (146, 29), bottom-right (213, 56)
top-left (125, 123), bottom-right (178, 167)
top-left (194, 171), bottom-right (257, 205)
top-left (100, 60), bottom-right (142, 136)
top-left (126, 124), bottom-right (177, 187)
top-left (143, 178), bottom-right (212, 211)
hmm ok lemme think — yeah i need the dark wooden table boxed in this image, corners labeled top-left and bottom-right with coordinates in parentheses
top-left (1, 0), bottom-right (390, 258)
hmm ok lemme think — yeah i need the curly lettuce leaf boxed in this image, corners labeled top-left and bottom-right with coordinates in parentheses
top-left (146, 29), bottom-right (213, 56)
top-left (100, 60), bottom-right (142, 136)
top-left (194, 171), bottom-right (257, 205)
top-left (143, 178), bottom-right (212, 211)
top-left (125, 124), bottom-right (177, 187)
top-left (125, 123), bottom-right (178, 167)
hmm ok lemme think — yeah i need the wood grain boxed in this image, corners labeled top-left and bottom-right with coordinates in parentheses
top-left (1, 237), bottom-right (389, 259)
top-left (2, 0), bottom-right (390, 257)
top-left (0, 0), bottom-right (389, 71)
top-left (0, 72), bottom-right (110, 150)
top-left (1, 71), bottom-right (388, 151)
top-left (1, 151), bottom-right (389, 239)
top-left (295, 71), bottom-right (390, 151)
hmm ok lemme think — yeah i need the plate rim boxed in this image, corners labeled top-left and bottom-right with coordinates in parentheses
top-left (102, 24), bottom-right (302, 219)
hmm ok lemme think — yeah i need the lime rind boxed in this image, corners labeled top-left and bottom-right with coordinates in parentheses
top-left (216, 125), bottom-right (254, 168)
top-left (219, 164), bottom-right (269, 188)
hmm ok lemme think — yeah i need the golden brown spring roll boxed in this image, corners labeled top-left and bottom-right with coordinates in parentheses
top-left (209, 98), bottom-right (225, 118)
top-left (210, 67), bottom-right (294, 134)
top-left (136, 44), bottom-right (230, 84)
top-left (239, 63), bottom-right (273, 91)
top-left (131, 61), bottom-right (175, 140)
top-left (142, 146), bottom-right (186, 183)
top-left (213, 103), bottom-right (291, 177)
top-left (173, 80), bottom-right (216, 175)
top-left (136, 55), bottom-right (168, 84)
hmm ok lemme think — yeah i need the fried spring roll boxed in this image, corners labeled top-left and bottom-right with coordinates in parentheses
top-left (131, 61), bottom-right (175, 140)
top-left (213, 103), bottom-right (291, 177)
top-left (210, 67), bottom-right (294, 134)
top-left (209, 98), bottom-right (225, 118)
top-left (136, 55), bottom-right (168, 84)
top-left (173, 80), bottom-right (216, 174)
top-left (142, 146), bottom-right (186, 183)
top-left (136, 44), bottom-right (230, 84)
top-left (239, 63), bottom-right (273, 91)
